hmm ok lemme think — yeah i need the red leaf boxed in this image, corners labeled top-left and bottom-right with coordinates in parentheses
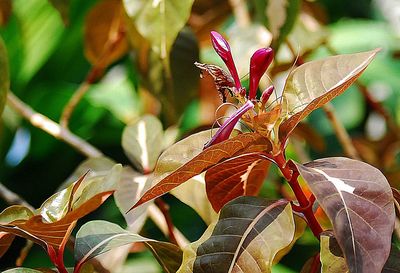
top-left (205, 154), bottom-right (271, 211)
top-left (131, 133), bottom-right (271, 210)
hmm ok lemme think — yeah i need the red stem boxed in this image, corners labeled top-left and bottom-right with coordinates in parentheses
top-left (155, 198), bottom-right (179, 245)
top-left (310, 253), bottom-right (321, 273)
top-left (274, 152), bottom-right (323, 238)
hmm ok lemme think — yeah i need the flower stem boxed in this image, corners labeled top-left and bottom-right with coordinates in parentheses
top-left (274, 152), bottom-right (323, 238)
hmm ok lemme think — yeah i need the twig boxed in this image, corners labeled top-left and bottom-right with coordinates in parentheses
top-left (148, 204), bottom-right (189, 248)
top-left (60, 9), bottom-right (126, 128)
top-left (7, 92), bottom-right (103, 158)
top-left (322, 103), bottom-right (360, 160)
top-left (154, 197), bottom-right (179, 245)
top-left (0, 182), bottom-right (34, 210)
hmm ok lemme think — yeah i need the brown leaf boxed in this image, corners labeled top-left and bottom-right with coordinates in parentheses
top-left (131, 133), bottom-right (271, 210)
top-left (279, 49), bottom-right (379, 143)
top-left (84, 0), bottom-right (128, 68)
top-left (0, 0), bottom-right (11, 26)
top-left (205, 154), bottom-right (270, 211)
top-left (0, 232), bottom-right (14, 257)
top-left (294, 157), bottom-right (395, 273)
top-left (195, 62), bottom-right (235, 102)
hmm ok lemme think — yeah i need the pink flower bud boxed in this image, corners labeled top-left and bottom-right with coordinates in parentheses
top-left (210, 31), bottom-right (242, 90)
top-left (260, 86), bottom-right (274, 105)
top-left (249, 48), bottom-right (274, 100)
top-left (204, 100), bottom-right (254, 149)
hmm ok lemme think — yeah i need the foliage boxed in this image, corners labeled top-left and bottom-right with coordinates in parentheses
top-left (1, 0), bottom-right (400, 273)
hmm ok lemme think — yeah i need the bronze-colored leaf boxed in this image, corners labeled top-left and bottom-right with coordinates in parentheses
top-left (294, 157), bottom-right (395, 273)
top-left (0, 165), bottom-right (122, 254)
top-left (279, 49), bottom-right (379, 143)
top-left (0, 0), bottom-right (11, 26)
top-left (205, 154), bottom-right (270, 211)
top-left (193, 197), bottom-right (296, 273)
top-left (84, 0), bottom-right (128, 68)
top-left (131, 133), bottom-right (270, 210)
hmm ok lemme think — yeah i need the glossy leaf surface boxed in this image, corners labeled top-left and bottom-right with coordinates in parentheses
top-left (295, 157), bottom-right (395, 273)
top-left (132, 132), bottom-right (270, 209)
top-left (193, 197), bottom-right (295, 273)
top-left (170, 174), bottom-right (218, 225)
top-left (75, 220), bottom-right (182, 273)
top-left (123, 0), bottom-right (194, 59)
top-left (122, 115), bottom-right (164, 173)
top-left (279, 49), bottom-right (379, 142)
top-left (0, 35), bottom-right (9, 116)
top-left (205, 154), bottom-right (271, 211)
top-left (320, 231), bottom-right (400, 273)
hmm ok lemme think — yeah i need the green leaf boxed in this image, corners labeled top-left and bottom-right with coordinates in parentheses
top-left (294, 157), bottom-right (395, 273)
top-left (170, 174), bottom-right (218, 225)
top-left (177, 222), bottom-right (217, 273)
top-left (193, 197), bottom-right (296, 273)
top-left (3, 268), bottom-right (44, 273)
top-left (320, 231), bottom-right (349, 273)
top-left (279, 49), bottom-right (379, 143)
top-left (1, 0), bottom-right (64, 85)
top-left (251, 0), bottom-right (300, 51)
top-left (48, 0), bottom-right (69, 25)
top-left (0, 35), bottom-right (9, 116)
top-left (320, 232), bottom-right (400, 273)
top-left (122, 115), bottom-right (164, 173)
top-left (74, 220), bottom-right (182, 273)
top-left (0, 205), bottom-right (34, 224)
top-left (114, 167), bottom-right (152, 229)
top-left (123, 0), bottom-right (194, 59)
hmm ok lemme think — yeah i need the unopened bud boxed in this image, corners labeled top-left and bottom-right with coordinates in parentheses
top-left (261, 86), bottom-right (274, 105)
top-left (249, 48), bottom-right (274, 100)
top-left (210, 31), bottom-right (242, 90)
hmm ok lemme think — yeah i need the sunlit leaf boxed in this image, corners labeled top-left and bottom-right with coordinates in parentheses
top-left (193, 197), bottom-right (296, 273)
top-left (123, 0), bottom-right (194, 59)
top-left (84, 0), bottom-right (128, 68)
top-left (177, 222), bottom-right (216, 273)
top-left (122, 115), bottom-right (164, 173)
top-left (74, 220), bottom-right (182, 273)
top-left (0, 35), bottom-right (9, 116)
top-left (5, 0), bottom-right (64, 85)
top-left (0, 205), bottom-right (34, 258)
top-left (294, 157), bottom-right (395, 273)
top-left (48, 0), bottom-right (69, 25)
top-left (3, 268), bottom-right (45, 273)
top-left (131, 132), bottom-right (270, 210)
top-left (320, 231), bottom-right (400, 273)
top-left (114, 167), bottom-right (151, 229)
top-left (320, 231), bottom-right (349, 273)
top-left (205, 154), bottom-right (271, 211)
top-left (170, 174), bottom-right (218, 225)
top-left (279, 49), bottom-right (379, 143)
top-left (0, 165), bottom-right (121, 256)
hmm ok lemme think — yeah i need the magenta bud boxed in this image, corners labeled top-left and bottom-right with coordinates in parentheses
top-left (210, 31), bottom-right (242, 90)
top-left (204, 100), bottom-right (254, 149)
top-left (249, 47), bottom-right (274, 100)
top-left (260, 86), bottom-right (274, 105)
